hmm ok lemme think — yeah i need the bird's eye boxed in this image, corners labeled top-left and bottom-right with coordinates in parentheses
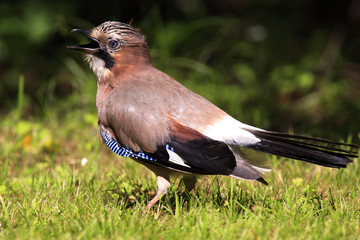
top-left (108, 40), bottom-right (120, 49)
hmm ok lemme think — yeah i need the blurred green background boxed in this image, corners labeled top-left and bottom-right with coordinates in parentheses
top-left (1, 0), bottom-right (359, 141)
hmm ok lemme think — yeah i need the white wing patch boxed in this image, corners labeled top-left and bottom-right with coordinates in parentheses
top-left (203, 116), bottom-right (262, 146)
top-left (166, 148), bottom-right (191, 168)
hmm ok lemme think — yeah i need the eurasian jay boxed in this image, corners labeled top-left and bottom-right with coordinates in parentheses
top-left (68, 21), bottom-right (359, 208)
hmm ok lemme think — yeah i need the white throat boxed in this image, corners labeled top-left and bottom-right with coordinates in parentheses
top-left (86, 55), bottom-right (112, 81)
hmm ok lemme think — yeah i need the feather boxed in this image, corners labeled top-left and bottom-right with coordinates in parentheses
top-left (166, 119), bottom-right (266, 182)
top-left (166, 137), bottom-right (236, 175)
top-left (246, 130), bottom-right (357, 168)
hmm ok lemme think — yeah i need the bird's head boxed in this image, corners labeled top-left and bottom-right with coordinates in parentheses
top-left (68, 21), bottom-right (151, 80)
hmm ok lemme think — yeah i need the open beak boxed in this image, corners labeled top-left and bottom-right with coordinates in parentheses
top-left (67, 29), bottom-right (101, 54)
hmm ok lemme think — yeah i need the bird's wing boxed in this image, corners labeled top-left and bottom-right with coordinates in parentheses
top-left (98, 122), bottom-right (236, 175)
top-left (97, 69), bottom-right (268, 181)
top-left (99, 117), bottom-right (266, 183)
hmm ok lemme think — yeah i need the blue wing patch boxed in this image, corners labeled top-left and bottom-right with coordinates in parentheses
top-left (100, 129), bottom-right (158, 162)
top-left (100, 129), bottom-right (197, 172)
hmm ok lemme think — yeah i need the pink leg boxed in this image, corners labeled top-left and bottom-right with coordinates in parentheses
top-left (147, 175), bottom-right (170, 209)
top-left (147, 193), bottom-right (164, 208)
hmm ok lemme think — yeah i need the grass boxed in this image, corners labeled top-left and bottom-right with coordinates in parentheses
top-left (0, 72), bottom-right (358, 239)
top-left (1, 8), bottom-right (360, 238)
top-left (0, 106), bottom-right (359, 240)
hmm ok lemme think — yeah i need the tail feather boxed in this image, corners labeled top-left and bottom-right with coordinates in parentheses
top-left (246, 130), bottom-right (358, 168)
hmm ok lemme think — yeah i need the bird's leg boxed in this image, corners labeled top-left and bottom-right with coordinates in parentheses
top-left (182, 175), bottom-right (197, 199)
top-left (147, 175), bottom-right (170, 209)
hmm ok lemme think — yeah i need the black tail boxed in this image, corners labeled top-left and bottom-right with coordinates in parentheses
top-left (246, 130), bottom-right (359, 168)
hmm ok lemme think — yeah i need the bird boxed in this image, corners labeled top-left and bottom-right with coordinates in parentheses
top-left (68, 21), bottom-right (359, 208)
